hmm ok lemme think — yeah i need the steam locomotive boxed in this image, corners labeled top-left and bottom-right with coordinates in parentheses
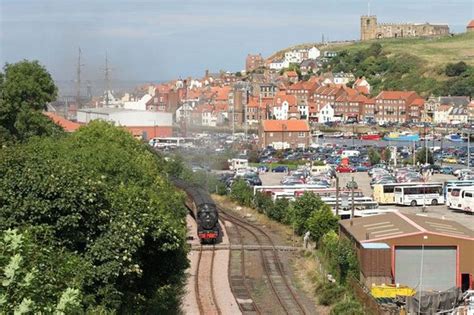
top-left (173, 179), bottom-right (219, 243)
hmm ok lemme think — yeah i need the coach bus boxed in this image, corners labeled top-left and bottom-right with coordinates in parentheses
top-left (373, 182), bottom-right (443, 204)
top-left (393, 184), bottom-right (444, 206)
top-left (448, 187), bottom-right (474, 213)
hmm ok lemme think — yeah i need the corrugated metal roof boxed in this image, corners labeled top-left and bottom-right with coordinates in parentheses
top-left (340, 212), bottom-right (474, 243)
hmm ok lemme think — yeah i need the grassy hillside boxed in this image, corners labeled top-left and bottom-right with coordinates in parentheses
top-left (326, 32), bottom-right (474, 68)
top-left (269, 32), bottom-right (474, 68)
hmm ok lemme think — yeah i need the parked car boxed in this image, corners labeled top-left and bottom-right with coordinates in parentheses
top-left (355, 165), bottom-right (369, 172)
top-left (443, 157), bottom-right (458, 164)
top-left (272, 166), bottom-right (289, 173)
top-left (440, 166), bottom-right (454, 175)
top-left (336, 165), bottom-right (356, 173)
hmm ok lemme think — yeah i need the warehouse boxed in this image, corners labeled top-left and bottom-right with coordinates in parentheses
top-left (339, 212), bottom-right (474, 292)
top-left (76, 108), bottom-right (172, 139)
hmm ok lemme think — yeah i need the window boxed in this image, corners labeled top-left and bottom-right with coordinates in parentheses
top-left (298, 132), bottom-right (305, 137)
top-left (269, 132), bottom-right (273, 137)
top-left (288, 132), bottom-right (292, 137)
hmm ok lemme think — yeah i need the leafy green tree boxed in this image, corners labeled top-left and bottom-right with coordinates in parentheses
top-left (416, 147), bottom-right (434, 165)
top-left (0, 121), bottom-right (189, 312)
top-left (381, 147), bottom-right (391, 163)
top-left (368, 148), bottom-right (381, 165)
top-left (334, 239), bottom-right (359, 283)
top-left (290, 192), bottom-right (327, 235)
top-left (0, 60), bottom-right (62, 142)
top-left (0, 229), bottom-right (87, 314)
top-left (306, 207), bottom-right (338, 244)
top-left (253, 192), bottom-right (273, 214)
top-left (267, 198), bottom-right (290, 223)
top-left (230, 179), bottom-right (253, 207)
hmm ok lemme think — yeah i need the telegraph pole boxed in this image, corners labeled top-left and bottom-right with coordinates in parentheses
top-left (76, 47), bottom-right (84, 109)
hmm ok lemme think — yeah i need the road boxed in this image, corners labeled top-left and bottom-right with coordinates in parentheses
top-left (259, 171), bottom-right (474, 231)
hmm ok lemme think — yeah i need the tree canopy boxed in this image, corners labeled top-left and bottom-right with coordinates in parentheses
top-left (0, 60), bottom-right (62, 143)
top-left (0, 121), bottom-right (189, 313)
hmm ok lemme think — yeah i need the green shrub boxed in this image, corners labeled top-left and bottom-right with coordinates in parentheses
top-left (318, 282), bottom-right (345, 306)
top-left (267, 198), bottom-right (290, 223)
top-left (330, 298), bottom-right (365, 315)
top-left (253, 192), bottom-right (273, 214)
top-left (230, 179), bottom-right (253, 207)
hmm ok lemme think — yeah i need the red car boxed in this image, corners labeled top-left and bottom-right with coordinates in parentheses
top-left (336, 165), bottom-right (356, 173)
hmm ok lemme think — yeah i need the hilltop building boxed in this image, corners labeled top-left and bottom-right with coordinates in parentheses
top-left (467, 20), bottom-right (474, 32)
top-left (360, 15), bottom-right (450, 41)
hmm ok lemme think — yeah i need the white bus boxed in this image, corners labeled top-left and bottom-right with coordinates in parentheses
top-left (394, 184), bottom-right (444, 206)
top-left (149, 137), bottom-right (195, 148)
top-left (449, 188), bottom-right (474, 213)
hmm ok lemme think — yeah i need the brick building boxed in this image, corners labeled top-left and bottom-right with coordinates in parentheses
top-left (259, 120), bottom-right (310, 149)
top-left (246, 54), bottom-right (264, 72)
top-left (374, 91), bottom-right (424, 123)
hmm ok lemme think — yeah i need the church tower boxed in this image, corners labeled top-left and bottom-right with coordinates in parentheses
top-left (360, 16), bottom-right (377, 40)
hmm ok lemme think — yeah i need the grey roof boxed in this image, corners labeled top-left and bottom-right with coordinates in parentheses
top-left (77, 107), bottom-right (145, 114)
top-left (439, 96), bottom-right (470, 106)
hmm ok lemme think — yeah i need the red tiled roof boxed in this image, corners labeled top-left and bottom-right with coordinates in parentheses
top-left (468, 20), bottom-right (474, 28)
top-left (410, 98), bottom-right (425, 107)
top-left (44, 112), bottom-right (81, 132)
top-left (376, 91), bottom-right (417, 100)
top-left (285, 71), bottom-right (298, 77)
top-left (262, 120), bottom-right (309, 132)
top-left (274, 94), bottom-right (297, 106)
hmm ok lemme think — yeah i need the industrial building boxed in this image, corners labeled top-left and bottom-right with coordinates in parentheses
top-left (76, 108), bottom-right (173, 139)
top-left (340, 212), bottom-right (474, 292)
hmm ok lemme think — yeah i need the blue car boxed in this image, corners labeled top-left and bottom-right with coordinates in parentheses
top-left (355, 165), bottom-right (369, 172)
top-left (440, 166), bottom-right (454, 175)
top-left (271, 166), bottom-right (289, 173)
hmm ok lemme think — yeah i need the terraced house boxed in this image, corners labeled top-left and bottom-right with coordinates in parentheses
top-left (374, 91), bottom-right (425, 123)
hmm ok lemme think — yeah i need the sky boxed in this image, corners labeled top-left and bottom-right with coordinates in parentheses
top-left (1, 0), bottom-right (473, 85)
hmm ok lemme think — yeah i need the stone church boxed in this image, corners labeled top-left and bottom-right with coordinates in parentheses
top-left (360, 15), bottom-right (450, 41)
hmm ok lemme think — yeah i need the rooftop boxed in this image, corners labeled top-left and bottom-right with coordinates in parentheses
top-left (262, 119), bottom-right (310, 132)
top-left (340, 211), bottom-right (474, 243)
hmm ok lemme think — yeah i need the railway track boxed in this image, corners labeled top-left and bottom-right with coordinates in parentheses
top-left (220, 208), bottom-right (307, 315)
top-left (195, 245), bottom-right (221, 315)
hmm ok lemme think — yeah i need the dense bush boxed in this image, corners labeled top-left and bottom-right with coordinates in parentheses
top-left (330, 298), bottom-right (366, 315)
top-left (318, 282), bottom-right (346, 306)
top-left (253, 192), bottom-right (274, 214)
top-left (0, 122), bottom-right (189, 313)
top-left (320, 231), bottom-right (359, 284)
top-left (230, 179), bottom-right (254, 207)
top-left (267, 198), bottom-right (290, 223)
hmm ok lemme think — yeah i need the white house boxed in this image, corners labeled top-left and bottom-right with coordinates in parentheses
top-left (176, 103), bottom-right (194, 123)
top-left (284, 50), bottom-right (304, 64)
top-left (318, 103), bottom-right (336, 122)
top-left (308, 47), bottom-right (321, 60)
top-left (433, 105), bottom-right (452, 124)
top-left (298, 103), bottom-right (309, 119)
top-left (333, 73), bottom-right (355, 85)
top-left (270, 59), bottom-right (285, 70)
top-left (273, 101), bottom-right (289, 120)
top-left (123, 94), bottom-right (152, 111)
top-left (202, 110), bottom-right (217, 127)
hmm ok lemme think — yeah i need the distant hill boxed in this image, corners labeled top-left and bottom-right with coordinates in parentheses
top-left (269, 32), bottom-right (474, 69)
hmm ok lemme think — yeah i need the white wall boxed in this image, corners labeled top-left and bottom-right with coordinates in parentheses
top-left (77, 109), bottom-right (173, 126)
top-left (308, 47), bottom-right (321, 60)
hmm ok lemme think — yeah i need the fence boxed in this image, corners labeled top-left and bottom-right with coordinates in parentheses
top-left (349, 277), bottom-right (399, 315)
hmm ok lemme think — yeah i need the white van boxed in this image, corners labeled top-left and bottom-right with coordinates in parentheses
top-left (341, 150), bottom-right (360, 158)
top-left (228, 158), bottom-right (249, 171)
